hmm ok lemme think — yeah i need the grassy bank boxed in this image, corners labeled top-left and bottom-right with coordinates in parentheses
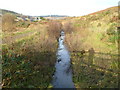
top-left (63, 6), bottom-right (118, 88)
top-left (2, 22), bottom-right (58, 88)
top-left (71, 51), bottom-right (118, 88)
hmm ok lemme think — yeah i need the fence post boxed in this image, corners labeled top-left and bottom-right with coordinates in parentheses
top-left (88, 48), bottom-right (95, 65)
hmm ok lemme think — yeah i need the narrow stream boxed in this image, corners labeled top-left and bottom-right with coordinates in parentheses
top-left (52, 30), bottom-right (75, 88)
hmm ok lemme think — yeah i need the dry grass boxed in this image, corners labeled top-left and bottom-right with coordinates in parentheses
top-left (2, 22), bottom-right (57, 88)
top-left (63, 22), bottom-right (74, 34)
top-left (64, 26), bottom-right (90, 51)
top-left (47, 20), bottom-right (62, 40)
top-left (2, 14), bottom-right (16, 32)
top-left (65, 33), bottom-right (82, 51)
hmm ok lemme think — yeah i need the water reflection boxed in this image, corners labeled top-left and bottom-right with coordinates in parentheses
top-left (52, 30), bottom-right (75, 88)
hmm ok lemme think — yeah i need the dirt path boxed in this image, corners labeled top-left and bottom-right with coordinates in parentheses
top-left (2, 31), bottom-right (36, 44)
top-left (2, 24), bottom-right (46, 44)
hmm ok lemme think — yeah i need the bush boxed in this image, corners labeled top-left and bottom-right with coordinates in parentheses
top-left (106, 25), bottom-right (116, 35)
top-left (16, 21), bottom-right (30, 28)
top-left (40, 17), bottom-right (45, 20)
top-left (47, 20), bottom-right (62, 40)
top-left (97, 23), bottom-right (101, 27)
top-left (2, 14), bottom-right (16, 32)
top-left (63, 22), bottom-right (74, 34)
top-left (106, 24), bottom-right (118, 43)
top-left (65, 33), bottom-right (82, 51)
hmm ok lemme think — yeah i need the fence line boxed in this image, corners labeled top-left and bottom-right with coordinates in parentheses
top-left (71, 50), bottom-right (119, 56)
top-left (71, 49), bottom-right (119, 74)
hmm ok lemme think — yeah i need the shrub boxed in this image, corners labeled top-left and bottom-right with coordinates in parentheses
top-left (2, 14), bottom-right (16, 32)
top-left (105, 10), bottom-right (110, 15)
top-left (63, 22), bottom-right (74, 34)
top-left (16, 21), bottom-right (30, 28)
top-left (65, 33), bottom-right (82, 51)
top-left (106, 24), bottom-right (118, 43)
top-left (40, 17), bottom-right (45, 20)
top-left (106, 24), bottom-right (116, 35)
top-left (47, 20), bottom-right (62, 40)
top-left (97, 23), bottom-right (101, 27)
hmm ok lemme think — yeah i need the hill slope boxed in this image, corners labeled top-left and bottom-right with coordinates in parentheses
top-left (61, 6), bottom-right (119, 88)
top-left (0, 9), bottom-right (20, 16)
top-left (62, 6), bottom-right (118, 53)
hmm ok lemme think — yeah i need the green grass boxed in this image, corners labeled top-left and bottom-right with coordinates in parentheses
top-left (2, 28), bottom-right (36, 39)
top-left (2, 45), bottom-right (56, 88)
top-left (2, 28), bottom-right (57, 88)
top-left (71, 52), bottom-right (118, 88)
top-left (12, 29), bottom-right (35, 36)
top-left (66, 6), bottom-right (118, 88)
top-left (15, 32), bottom-right (38, 45)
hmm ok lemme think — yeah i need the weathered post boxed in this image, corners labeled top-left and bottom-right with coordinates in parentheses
top-left (118, 2), bottom-right (120, 62)
top-left (117, 27), bottom-right (120, 60)
top-left (88, 48), bottom-right (95, 65)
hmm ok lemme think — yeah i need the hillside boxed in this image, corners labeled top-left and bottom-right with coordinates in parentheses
top-left (88, 6), bottom-right (118, 15)
top-left (64, 6), bottom-right (118, 52)
top-left (1, 9), bottom-right (20, 16)
top-left (61, 6), bottom-right (119, 88)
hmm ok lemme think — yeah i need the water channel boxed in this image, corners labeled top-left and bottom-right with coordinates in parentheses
top-left (52, 30), bottom-right (75, 88)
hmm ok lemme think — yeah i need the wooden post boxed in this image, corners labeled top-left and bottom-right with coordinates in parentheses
top-left (117, 27), bottom-right (120, 66)
top-left (88, 48), bottom-right (95, 65)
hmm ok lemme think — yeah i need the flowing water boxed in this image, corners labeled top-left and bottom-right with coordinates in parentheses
top-left (52, 31), bottom-right (75, 88)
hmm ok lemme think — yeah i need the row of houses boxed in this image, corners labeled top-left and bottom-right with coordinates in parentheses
top-left (15, 16), bottom-right (42, 22)
top-left (15, 15), bottom-right (68, 21)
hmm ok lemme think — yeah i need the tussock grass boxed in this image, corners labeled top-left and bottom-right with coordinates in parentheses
top-left (2, 22), bottom-right (58, 88)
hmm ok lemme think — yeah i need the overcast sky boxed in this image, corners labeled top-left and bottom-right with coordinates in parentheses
top-left (0, 0), bottom-right (119, 16)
